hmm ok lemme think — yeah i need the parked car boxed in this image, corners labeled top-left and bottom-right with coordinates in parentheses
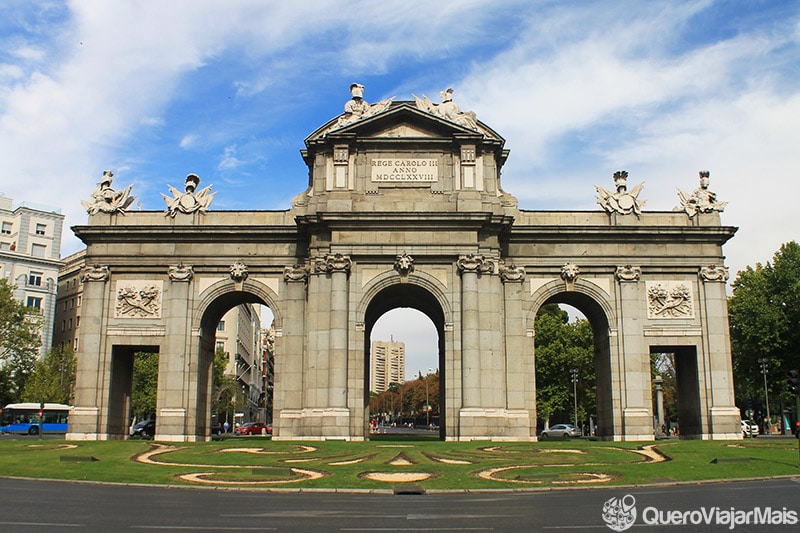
top-left (130, 419), bottom-right (155, 438)
top-left (540, 423), bottom-right (582, 438)
top-left (741, 419), bottom-right (758, 437)
top-left (234, 422), bottom-right (271, 435)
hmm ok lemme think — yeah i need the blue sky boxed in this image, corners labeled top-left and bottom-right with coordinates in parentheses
top-left (2, 1), bottom-right (798, 378)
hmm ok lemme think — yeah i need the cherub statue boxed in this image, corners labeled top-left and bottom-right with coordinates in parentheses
top-left (336, 83), bottom-right (394, 127)
top-left (595, 171), bottom-right (646, 217)
top-left (163, 174), bottom-right (216, 217)
top-left (82, 170), bottom-right (136, 215)
top-left (413, 88), bottom-right (479, 130)
top-left (676, 171), bottom-right (727, 217)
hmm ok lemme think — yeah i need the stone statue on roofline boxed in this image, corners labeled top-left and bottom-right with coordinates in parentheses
top-left (162, 173), bottom-right (216, 217)
top-left (595, 170), bottom-right (646, 217)
top-left (336, 83), bottom-right (394, 128)
top-left (413, 87), bottom-right (479, 130)
top-left (675, 170), bottom-right (727, 217)
top-left (82, 170), bottom-right (136, 215)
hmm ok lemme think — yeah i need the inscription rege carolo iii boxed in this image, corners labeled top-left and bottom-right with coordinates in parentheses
top-left (371, 158), bottom-right (438, 182)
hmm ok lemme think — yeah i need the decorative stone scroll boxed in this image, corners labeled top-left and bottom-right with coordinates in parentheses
top-left (699, 265), bottom-right (729, 283)
top-left (115, 280), bottom-right (162, 318)
top-left (229, 261), bottom-right (249, 283)
top-left (168, 264), bottom-right (193, 282)
top-left (676, 171), bottom-right (727, 218)
top-left (646, 281), bottom-right (694, 319)
top-left (81, 171), bottom-right (136, 215)
top-left (81, 265), bottom-right (110, 282)
top-left (615, 265), bottom-right (642, 282)
top-left (560, 263), bottom-right (580, 283)
top-left (284, 264), bottom-right (310, 283)
top-left (163, 174), bottom-right (216, 217)
top-left (596, 170), bottom-right (646, 217)
top-left (457, 254), bottom-right (495, 275)
top-left (315, 253), bottom-right (352, 274)
top-left (394, 253), bottom-right (415, 276)
top-left (499, 263), bottom-right (526, 283)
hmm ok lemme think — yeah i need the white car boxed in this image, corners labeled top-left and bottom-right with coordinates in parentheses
top-left (741, 420), bottom-right (758, 437)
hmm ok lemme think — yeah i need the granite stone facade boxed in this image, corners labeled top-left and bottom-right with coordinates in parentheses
top-left (67, 99), bottom-right (740, 442)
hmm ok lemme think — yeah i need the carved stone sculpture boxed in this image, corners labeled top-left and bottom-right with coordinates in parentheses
top-left (336, 83), bottom-right (394, 128)
top-left (561, 263), bottom-right (580, 283)
top-left (168, 264), bottom-right (194, 282)
top-left (394, 253), bottom-right (415, 276)
top-left (115, 282), bottom-right (161, 318)
top-left (229, 261), bottom-right (249, 283)
top-left (700, 264), bottom-right (729, 282)
top-left (284, 264), bottom-right (310, 283)
top-left (457, 254), bottom-right (495, 274)
top-left (82, 171), bottom-right (136, 215)
top-left (647, 282), bottom-right (694, 318)
top-left (499, 263), bottom-right (526, 283)
top-left (81, 264), bottom-right (110, 282)
top-left (596, 171), bottom-right (646, 217)
top-left (676, 171), bottom-right (727, 217)
top-left (615, 265), bottom-right (642, 282)
top-left (414, 88), bottom-right (479, 131)
top-left (163, 174), bottom-right (216, 217)
top-left (315, 253), bottom-right (352, 274)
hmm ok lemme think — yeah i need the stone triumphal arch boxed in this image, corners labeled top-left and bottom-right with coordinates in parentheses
top-left (68, 85), bottom-right (741, 442)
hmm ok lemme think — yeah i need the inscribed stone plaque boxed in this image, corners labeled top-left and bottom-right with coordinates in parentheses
top-left (371, 158), bottom-right (438, 182)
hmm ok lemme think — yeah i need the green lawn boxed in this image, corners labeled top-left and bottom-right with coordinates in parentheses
top-left (0, 437), bottom-right (797, 491)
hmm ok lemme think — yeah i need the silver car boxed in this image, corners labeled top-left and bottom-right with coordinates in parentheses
top-left (541, 423), bottom-right (582, 438)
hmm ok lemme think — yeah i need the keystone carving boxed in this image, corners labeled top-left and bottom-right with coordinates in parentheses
top-left (229, 261), bottom-right (249, 283)
top-left (394, 253), bottom-right (415, 276)
top-left (561, 263), bottom-right (580, 283)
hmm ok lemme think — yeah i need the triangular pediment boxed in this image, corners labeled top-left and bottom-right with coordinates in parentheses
top-left (305, 102), bottom-right (502, 145)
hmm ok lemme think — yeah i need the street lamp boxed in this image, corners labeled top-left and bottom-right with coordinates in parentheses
top-left (570, 368), bottom-right (579, 430)
top-left (758, 358), bottom-right (770, 432)
top-left (424, 368), bottom-right (433, 428)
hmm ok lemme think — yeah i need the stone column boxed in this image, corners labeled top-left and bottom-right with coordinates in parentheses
top-left (322, 254), bottom-right (351, 408)
top-left (67, 265), bottom-right (111, 440)
top-left (458, 254), bottom-right (484, 407)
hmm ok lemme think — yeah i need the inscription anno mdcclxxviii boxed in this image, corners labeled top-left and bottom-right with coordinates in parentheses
top-left (371, 158), bottom-right (438, 182)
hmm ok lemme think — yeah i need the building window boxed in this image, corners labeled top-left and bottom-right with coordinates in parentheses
top-left (35, 223), bottom-right (47, 236)
top-left (31, 243), bottom-right (46, 257)
top-left (73, 338), bottom-right (78, 351)
top-left (68, 318), bottom-right (73, 330)
top-left (76, 295), bottom-right (81, 306)
top-left (216, 341), bottom-right (225, 352)
top-left (28, 272), bottom-right (42, 286)
top-left (1, 221), bottom-right (11, 235)
top-left (75, 316), bottom-right (80, 327)
top-left (217, 321), bottom-right (225, 331)
top-left (26, 296), bottom-right (42, 311)
top-left (62, 320), bottom-right (66, 332)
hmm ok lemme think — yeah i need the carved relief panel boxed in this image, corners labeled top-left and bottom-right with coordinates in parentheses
top-left (114, 280), bottom-right (163, 319)
top-left (646, 281), bottom-right (694, 319)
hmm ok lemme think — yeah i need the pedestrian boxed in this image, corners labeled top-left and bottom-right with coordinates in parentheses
top-left (223, 420), bottom-right (229, 433)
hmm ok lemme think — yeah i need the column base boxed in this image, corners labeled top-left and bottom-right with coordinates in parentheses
top-left (456, 408), bottom-right (533, 441)
top-left (274, 408), bottom-right (354, 440)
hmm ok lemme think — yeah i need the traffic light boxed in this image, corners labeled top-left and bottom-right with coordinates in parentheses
top-left (789, 369), bottom-right (800, 395)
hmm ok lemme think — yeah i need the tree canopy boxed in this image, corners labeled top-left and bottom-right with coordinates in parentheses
top-left (0, 278), bottom-right (42, 405)
top-left (728, 241), bottom-right (800, 408)
top-left (21, 345), bottom-right (77, 405)
top-left (534, 303), bottom-right (595, 428)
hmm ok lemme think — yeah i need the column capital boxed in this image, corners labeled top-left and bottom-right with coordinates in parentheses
top-left (81, 264), bottom-right (110, 282)
top-left (457, 253), bottom-right (495, 274)
top-left (284, 264), bottom-right (310, 283)
top-left (499, 263), bottom-right (526, 283)
top-left (699, 264), bottom-right (729, 282)
top-left (168, 264), bottom-right (194, 282)
top-left (615, 264), bottom-right (641, 282)
top-left (315, 253), bottom-right (352, 274)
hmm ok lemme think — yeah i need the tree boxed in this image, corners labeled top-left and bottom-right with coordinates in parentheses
top-left (130, 351), bottom-right (159, 420)
top-left (21, 345), bottom-right (77, 405)
top-left (534, 304), bottom-right (595, 428)
top-left (0, 278), bottom-right (42, 405)
top-left (729, 241), bottom-right (800, 410)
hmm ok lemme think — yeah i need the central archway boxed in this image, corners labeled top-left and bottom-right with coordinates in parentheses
top-left (364, 283), bottom-right (446, 439)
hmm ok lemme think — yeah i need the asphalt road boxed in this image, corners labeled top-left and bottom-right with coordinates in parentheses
top-left (0, 476), bottom-right (798, 532)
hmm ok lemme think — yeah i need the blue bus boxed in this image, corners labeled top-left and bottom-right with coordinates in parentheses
top-left (0, 403), bottom-right (71, 435)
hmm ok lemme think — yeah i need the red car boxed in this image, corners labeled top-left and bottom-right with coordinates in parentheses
top-left (234, 422), bottom-right (271, 435)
